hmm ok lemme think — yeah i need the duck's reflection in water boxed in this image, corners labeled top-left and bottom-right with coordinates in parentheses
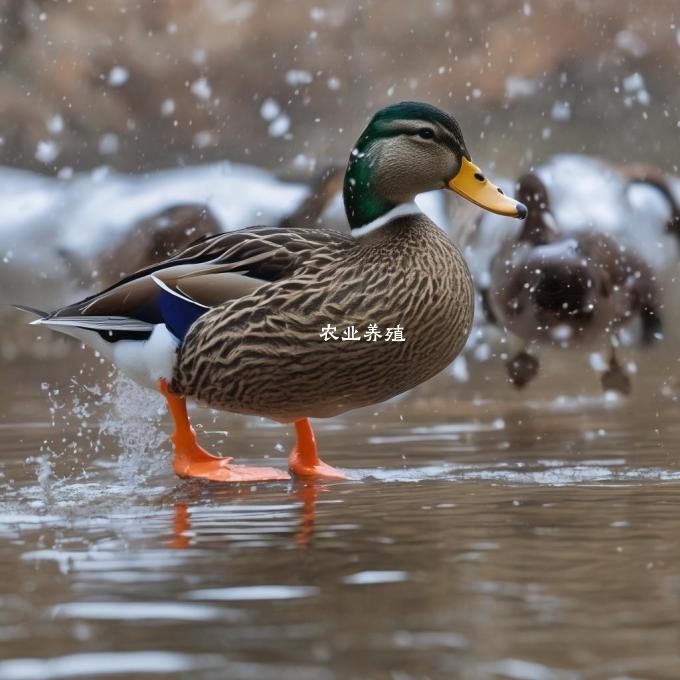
top-left (294, 482), bottom-right (320, 550)
top-left (168, 480), bottom-right (326, 551)
top-left (170, 502), bottom-right (191, 550)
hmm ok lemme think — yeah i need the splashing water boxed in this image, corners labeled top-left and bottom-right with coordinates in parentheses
top-left (24, 454), bottom-right (54, 507)
top-left (99, 372), bottom-right (168, 484)
top-left (28, 367), bottom-right (169, 514)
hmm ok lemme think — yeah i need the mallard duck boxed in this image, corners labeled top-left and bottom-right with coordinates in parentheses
top-left (18, 101), bottom-right (526, 482)
top-left (481, 171), bottom-right (661, 393)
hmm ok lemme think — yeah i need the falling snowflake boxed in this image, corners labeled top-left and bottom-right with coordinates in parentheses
top-left (107, 66), bottom-right (129, 87)
top-left (285, 69), bottom-right (313, 86)
top-left (160, 98), bottom-right (175, 116)
top-left (35, 140), bottom-right (59, 164)
top-left (260, 98), bottom-right (281, 121)
top-left (190, 77), bottom-right (212, 101)
top-left (268, 113), bottom-right (290, 137)
top-left (98, 133), bottom-right (120, 155)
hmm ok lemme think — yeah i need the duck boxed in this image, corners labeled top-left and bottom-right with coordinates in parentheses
top-left (481, 171), bottom-right (662, 393)
top-left (96, 203), bottom-right (220, 285)
top-left (17, 101), bottom-right (526, 482)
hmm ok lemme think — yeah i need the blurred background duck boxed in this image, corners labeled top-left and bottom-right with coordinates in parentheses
top-left (17, 101), bottom-right (526, 483)
top-left (481, 166), bottom-right (663, 394)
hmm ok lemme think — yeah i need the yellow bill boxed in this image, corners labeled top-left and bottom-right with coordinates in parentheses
top-left (448, 158), bottom-right (527, 219)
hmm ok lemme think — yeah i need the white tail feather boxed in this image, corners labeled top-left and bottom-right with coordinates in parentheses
top-left (34, 316), bottom-right (154, 332)
top-left (37, 320), bottom-right (178, 390)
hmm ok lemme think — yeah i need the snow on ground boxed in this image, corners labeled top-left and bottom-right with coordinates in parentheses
top-left (536, 155), bottom-right (678, 272)
top-left (0, 162), bottom-right (309, 311)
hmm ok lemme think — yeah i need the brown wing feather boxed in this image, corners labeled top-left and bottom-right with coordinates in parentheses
top-left (155, 269), bottom-right (269, 306)
top-left (48, 226), bottom-right (353, 320)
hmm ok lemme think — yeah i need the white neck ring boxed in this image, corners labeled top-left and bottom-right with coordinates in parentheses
top-left (351, 201), bottom-right (422, 237)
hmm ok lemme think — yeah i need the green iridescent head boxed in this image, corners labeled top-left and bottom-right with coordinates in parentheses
top-left (343, 101), bottom-right (526, 230)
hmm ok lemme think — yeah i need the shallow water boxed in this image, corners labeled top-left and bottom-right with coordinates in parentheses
top-left (1, 353), bottom-right (680, 679)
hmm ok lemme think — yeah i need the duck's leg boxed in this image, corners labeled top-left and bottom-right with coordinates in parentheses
top-left (600, 347), bottom-right (631, 395)
top-left (288, 418), bottom-right (347, 480)
top-left (506, 349), bottom-right (539, 389)
top-left (159, 379), bottom-right (290, 482)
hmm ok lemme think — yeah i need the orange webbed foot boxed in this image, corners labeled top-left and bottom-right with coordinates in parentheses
top-left (175, 458), bottom-right (290, 482)
top-left (289, 449), bottom-right (347, 480)
top-left (160, 379), bottom-right (290, 483)
top-left (288, 418), bottom-right (348, 480)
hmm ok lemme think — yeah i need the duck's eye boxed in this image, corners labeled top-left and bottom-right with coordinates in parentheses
top-left (417, 128), bottom-right (435, 140)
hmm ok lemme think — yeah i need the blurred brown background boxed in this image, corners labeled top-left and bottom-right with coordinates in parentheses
top-left (1, 0), bottom-right (678, 178)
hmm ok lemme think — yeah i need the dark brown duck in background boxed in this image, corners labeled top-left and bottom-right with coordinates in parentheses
top-left (481, 173), bottom-right (662, 394)
top-left (96, 204), bottom-right (221, 284)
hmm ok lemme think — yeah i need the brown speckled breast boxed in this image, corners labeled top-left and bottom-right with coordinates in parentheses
top-left (173, 215), bottom-right (473, 421)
